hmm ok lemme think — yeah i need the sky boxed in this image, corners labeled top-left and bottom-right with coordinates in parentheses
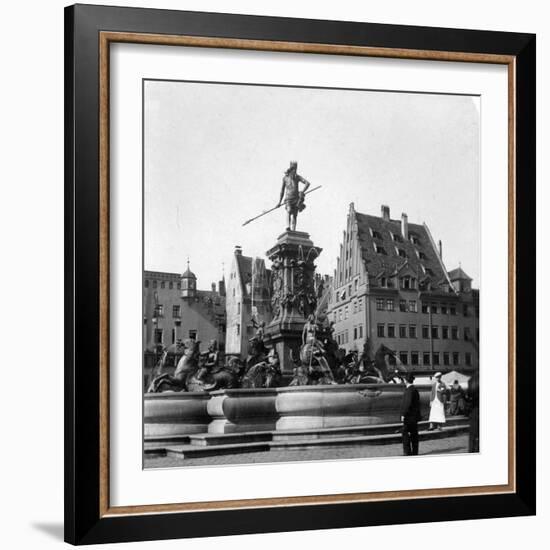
top-left (144, 80), bottom-right (480, 287)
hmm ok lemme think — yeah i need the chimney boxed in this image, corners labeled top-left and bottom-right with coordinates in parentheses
top-left (381, 204), bottom-right (390, 221)
top-left (438, 240), bottom-right (443, 259)
top-left (234, 245), bottom-right (242, 256)
top-left (401, 212), bottom-right (408, 239)
top-left (211, 282), bottom-right (216, 292)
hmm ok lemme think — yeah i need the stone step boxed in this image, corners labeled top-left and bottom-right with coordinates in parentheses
top-left (164, 424), bottom-right (469, 459)
top-left (269, 425), bottom-right (469, 451)
top-left (165, 441), bottom-right (270, 458)
top-left (144, 434), bottom-right (192, 449)
top-left (185, 416), bottom-right (468, 446)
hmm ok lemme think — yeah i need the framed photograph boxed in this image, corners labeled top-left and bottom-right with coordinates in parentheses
top-left (65, 4), bottom-right (535, 545)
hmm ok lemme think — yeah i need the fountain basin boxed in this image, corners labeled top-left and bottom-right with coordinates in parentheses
top-left (144, 392), bottom-right (211, 437)
top-left (207, 384), bottom-right (431, 433)
top-left (144, 384), bottom-right (432, 437)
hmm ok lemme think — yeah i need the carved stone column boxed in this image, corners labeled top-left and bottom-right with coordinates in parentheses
top-left (264, 230), bottom-right (322, 374)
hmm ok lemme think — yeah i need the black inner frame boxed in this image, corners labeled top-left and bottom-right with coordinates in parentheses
top-left (65, 4), bottom-right (536, 545)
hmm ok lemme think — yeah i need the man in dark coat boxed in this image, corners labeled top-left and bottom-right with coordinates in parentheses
top-left (400, 372), bottom-right (421, 455)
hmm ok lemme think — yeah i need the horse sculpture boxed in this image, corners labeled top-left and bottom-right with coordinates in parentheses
top-left (147, 339), bottom-right (201, 392)
top-left (372, 344), bottom-right (407, 383)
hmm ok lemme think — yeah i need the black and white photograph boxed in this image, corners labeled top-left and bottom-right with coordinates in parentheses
top-left (143, 80), bottom-right (480, 468)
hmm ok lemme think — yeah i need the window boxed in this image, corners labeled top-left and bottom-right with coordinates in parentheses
top-left (392, 232), bottom-right (403, 243)
top-left (465, 352), bottom-right (472, 366)
top-left (399, 325), bottom-right (407, 338)
top-left (397, 249), bottom-right (407, 258)
top-left (160, 281), bottom-right (165, 289)
top-left (372, 230), bottom-right (382, 239)
top-left (359, 325), bottom-right (363, 338)
top-left (464, 327), bottom-right (471, 341)
top-left (463, 304), bottom-right (469, 317)
top-left (353, 327), bottom-right (358, 340)
top-left (422, 325), bottom-right (429, 339)
top-left (354, 279), bottom-right (358, 292)
top-left (344, 306), bottom-right (349, 319)
top-left (431, 326), bottom-right (439, 339)
top-left (409, 300), bottom-right (417, 312)
top-left (440, 304), bottom-right (447, 314)
top-left (442, 326), bottom-right (449, 339)
top-left (358, 298), bottom-right (363, 311)
top-left (423, 352), bottom-right (431, 366)
top-left (172, 305), bottom-right (181, 318)
top-left (443, 352), bottom-right (450, 366)
top-left (422, 303), bottom-right (429, 314)
top-left (425, 267), bottom-right (435, 277)
top-left (376, 299), bottom-right (385, 311)
top-left (177, 282), bottom-right (181, 290)
top-left (388, 324), bottom-right (395, 338)
top-left (236, 324), bottom-right (240, 336)
top-left (432, 352), bottom-right (440, 365)
top-left (145, 279), bottom-right (149, 288)
top-left (386, 299), bottom-right (395, 311)
top-left (353, 301), bottom-right (357, 314)
top-left (411, 352), bottom-right (419, 366)
top-left (380, 277), bottom-right (386, 288)
top-left (376, 245), bottom-right (387, 255)
top-left (348, 284), bottom-right (352, 295)
top-left (377, 324), bottom-right (385, 338)
top-left (451, 326), bottom-right (459, 340)
top-left (335, 291), bottom-right (339, 302)
top-left (154, 329), bottom-right (163, 344)
top-left (153, 304), bottom-right (164, 318)
top-left (339, 308), bottom-right (343, 321)
top-left (232, 288), bottom-right (236, 297)
top-left (419, 251), bottom-right (427, 260)
top-left (237, 302), bottom-right (241, 314)
top-left (399, 299), bottom-right (407, 312)
top-left (450, 305), bottom-right (457, 315)
top-left (399, 352), bottom-right (408, 365)
top-left (410, 235), bottom-right (420, 245)
top-left (409, 325), bottom-right (417, 338)
top-left (431, 304), bottom-right (438, 314)
top-left (171, 328), bottom-right (176, 344)
top-left (453, 352), bottom-right (460, 366)
top-left (152, 280), bottom-right (158, 289)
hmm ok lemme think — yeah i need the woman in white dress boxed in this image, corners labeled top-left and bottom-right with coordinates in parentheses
top-left (428, 372), bottom-right (447, 430)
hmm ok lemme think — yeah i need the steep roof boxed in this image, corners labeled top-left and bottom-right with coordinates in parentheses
top-left (235, 253), bottom-right (253, 295)
top-left (448, 266), bottom-right (472, 281)
top-left (354, 211), bottom-right (450, 290)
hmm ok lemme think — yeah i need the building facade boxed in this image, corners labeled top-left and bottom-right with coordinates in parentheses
top-left (225, 246), bottom-right (272, 357)
top-left (143, 263), bottom-right (226, 361)
top-left (327, 203), bottom-right (479, 372)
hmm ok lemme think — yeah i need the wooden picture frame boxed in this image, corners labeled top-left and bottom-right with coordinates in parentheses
top-left (65, 4), bottom-right (535, 545)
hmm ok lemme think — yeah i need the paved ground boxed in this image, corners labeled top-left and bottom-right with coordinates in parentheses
top-left (145, 433), bottom-right (469, 469)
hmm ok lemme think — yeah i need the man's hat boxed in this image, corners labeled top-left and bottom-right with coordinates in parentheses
top-left (434, 371), bottom-right (442, 378)
top-left (405, 373), bottom-right (415, 383)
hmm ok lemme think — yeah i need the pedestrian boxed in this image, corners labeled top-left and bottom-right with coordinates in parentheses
top-left (467, 370), bottom-right (480, 452)
top-left (448, 379), bottom-right (466, 416)
top-left (428, 372), bottom-right (447, 430)
top-left (400, 372), bottom-right (421, 455)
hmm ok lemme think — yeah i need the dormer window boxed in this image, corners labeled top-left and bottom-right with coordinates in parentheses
top-left (397, 248), bottom-right (407, 258)
top-left (380, 277), bottom-right (386, 287)
top-left (372, 230), bottom-right (383, 240)
top-left (376, 245), bottom-right (387, 255)
top-left (418, 251), bottom-right (427, 260)
top-left (392, 233), bottom-right (403, 243)
top-left (410, 234), bottom-right (420, 245)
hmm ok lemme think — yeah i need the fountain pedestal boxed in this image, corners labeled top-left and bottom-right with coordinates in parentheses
top-left (264, 230), bottom-right (322, 374)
